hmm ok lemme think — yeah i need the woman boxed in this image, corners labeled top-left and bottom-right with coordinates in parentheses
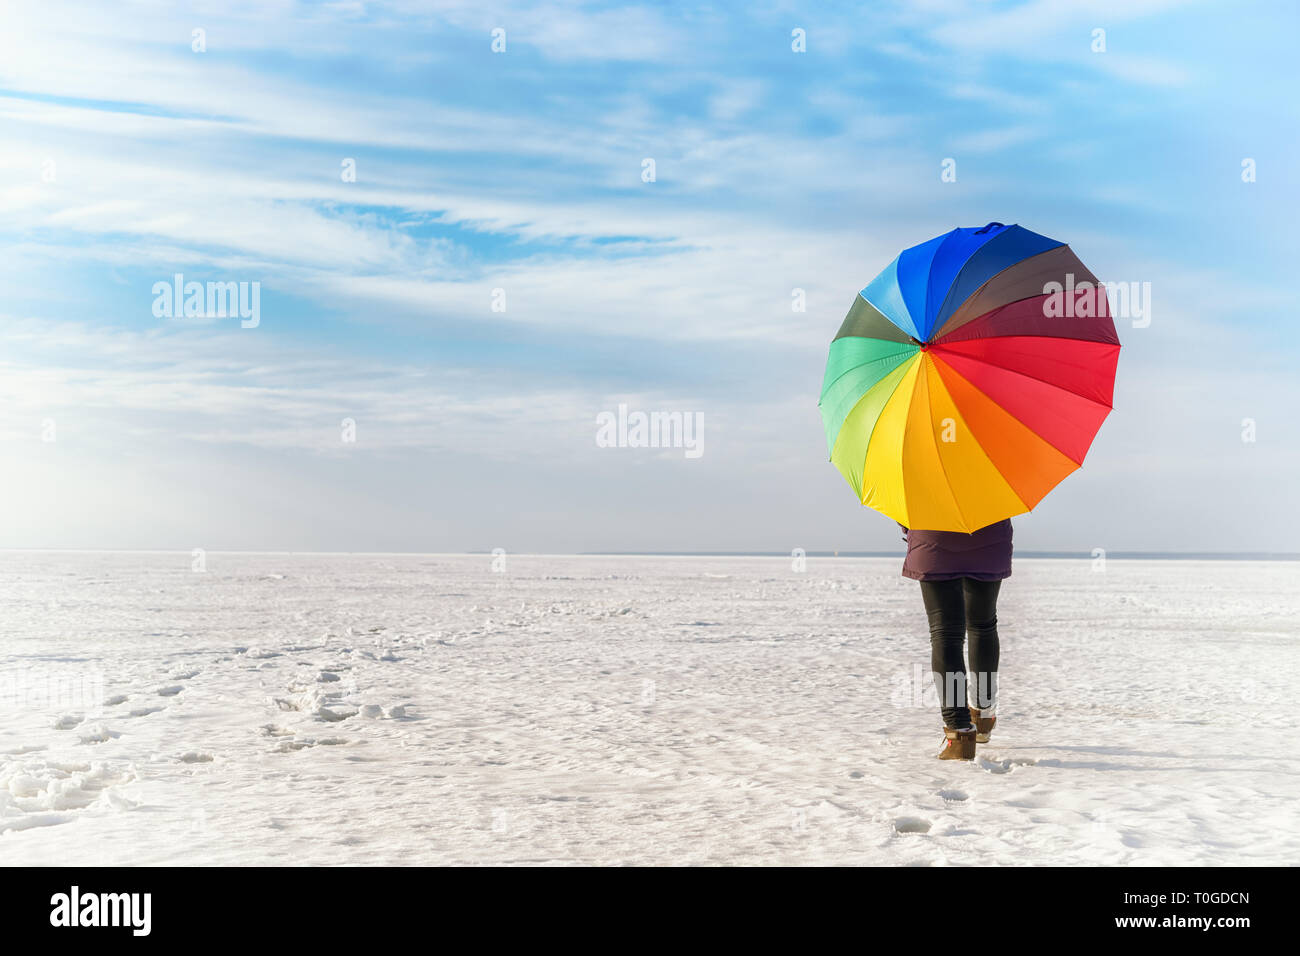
top-left (899, 518), bottom-right (1012, 760)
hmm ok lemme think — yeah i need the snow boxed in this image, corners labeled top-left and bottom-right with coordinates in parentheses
top-left (0, 550), bottom-right (1296, 865)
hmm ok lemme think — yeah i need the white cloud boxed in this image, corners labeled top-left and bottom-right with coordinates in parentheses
top-left (949, 125), bottom-right (1039, 154)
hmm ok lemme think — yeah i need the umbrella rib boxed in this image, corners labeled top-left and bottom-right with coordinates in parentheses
top-left (936, 327), bottom-right (1117, 346)
top-left (855, 355), bottom-right (919, 511)
top-left (918, 357), bottom-right (977, 532)
top-left (932, 364), bottom-right (1031, 519)
top-left (929, 344), bottom-right (1117, 411)
top-left (860, 290), bottom-right (922, 343)
top-left (818, 342), bottom-right (919, 404)
top-left (930, 354), bottom-right (1106, 468)
top-left (891, 359), bottom-right (919, 523)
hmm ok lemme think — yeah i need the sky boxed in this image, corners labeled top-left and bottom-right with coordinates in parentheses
top-left (1, 0), bottom-right (1297, 554)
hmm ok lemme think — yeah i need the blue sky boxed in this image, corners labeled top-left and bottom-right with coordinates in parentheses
top-left (1, 0), bottom-right (1297, 552)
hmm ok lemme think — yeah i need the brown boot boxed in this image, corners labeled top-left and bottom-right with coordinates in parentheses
top-left (970, 706), bottom-right (996, 744)
top-left (937, 726), bottom-right (976, 760)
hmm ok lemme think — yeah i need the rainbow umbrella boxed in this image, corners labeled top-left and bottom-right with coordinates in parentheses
top-left (818, 222), bottom-right (1120, 532)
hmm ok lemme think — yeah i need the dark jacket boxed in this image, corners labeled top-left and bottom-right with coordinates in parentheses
top-left (899, 519), bottom-right (1013, 582)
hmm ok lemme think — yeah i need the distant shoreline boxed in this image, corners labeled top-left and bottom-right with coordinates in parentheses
top-left (581, 551), bottom-right (1300, 561)
top-left (2, 550), bottom-right (1297, 561)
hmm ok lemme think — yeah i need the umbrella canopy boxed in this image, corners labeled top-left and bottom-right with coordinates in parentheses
top-left (818, 222), bottom-right (1120, 532)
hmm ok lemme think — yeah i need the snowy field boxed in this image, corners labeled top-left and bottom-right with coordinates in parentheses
top-left (1, 551), bottom-right (1296, 866)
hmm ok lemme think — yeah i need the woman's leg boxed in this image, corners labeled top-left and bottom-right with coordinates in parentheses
top-left (919, 579), bottom-right (971, 729)
top-left (962, 579), bottom-right (1001, 712)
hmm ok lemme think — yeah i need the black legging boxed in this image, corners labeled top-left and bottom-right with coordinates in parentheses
top-left (919, 578), bottom-right (1001, 729)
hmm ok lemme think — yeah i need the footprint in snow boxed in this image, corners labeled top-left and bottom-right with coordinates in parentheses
top-left (936, 788), bottom-right (969, 802)
top-left (157, 685), bottom-right (184, 697)
top-left (316, 704), bottom-right (358, 722)
top-left (104, 694), bottom-right (129, 707)
top-left (53, 713), bottom-right (84, 730)
top-left (178, 751), bottom-right (213, 763)
top-left (272, 736), bottom-right (348, 753)
top-left (977, 755), bottom-right (1037, 774)
top-left (128, 706), bottom-right (164, 718)
top-left (893, 816), bottom-right (932, 834)
top-left (2, 744), bottom-right (47, 755)
top-left (79, 726), bottom-right (120, 744)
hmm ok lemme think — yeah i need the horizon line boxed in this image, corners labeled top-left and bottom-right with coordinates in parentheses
top-left (1, 549), bottom-right (1297, 561)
